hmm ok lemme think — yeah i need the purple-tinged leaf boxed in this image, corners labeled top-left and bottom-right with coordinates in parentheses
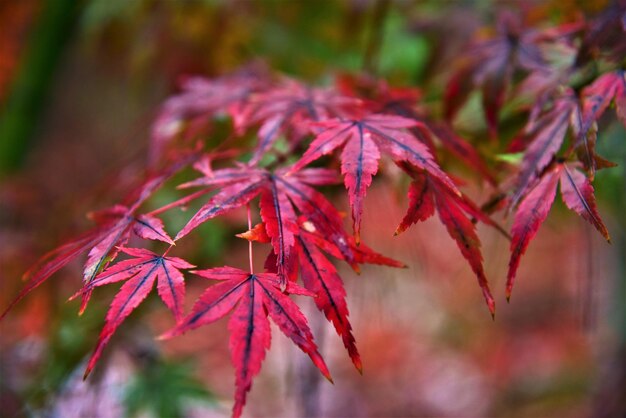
top-left (560, 164), bottom-right (610, 242)
top-left (507, 166), bottom-right (560, 300)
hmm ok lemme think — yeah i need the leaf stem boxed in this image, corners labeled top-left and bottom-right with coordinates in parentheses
top-left (163, 244), bottom-right (174, 257)
top-left (247, 203), bottom-right (254, 274)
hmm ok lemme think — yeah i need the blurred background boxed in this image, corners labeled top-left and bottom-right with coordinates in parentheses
top-left (1, 0), bottom-right (624, 417)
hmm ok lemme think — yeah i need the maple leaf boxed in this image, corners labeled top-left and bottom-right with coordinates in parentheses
top-left (150, 66), bottom-right (268, 163)
top-left (161, 267), bottom-right (331, 418)
top-left (444, 12), bottom-right (582, 136)
top-left (292, 113), bottom-right (458, 243)
top-left (510, 71), bottom-right (623, 207)
top-left (507, 162), bottom-right (609, 299)
top-left (246, 217), bottom-right (402, 370)
top-left (395, 170), bottom-right (495, 315)
top-left (559, 164), bottom-right (610, 242)
top-left (1, 202), bottom-right (175, 320)
top-left (171, 163), bottom-right (296, 286)
top-left (83, 247), bottom-right (194, 378)
top-left (507, 166), bottom-right (560, 300)
top-left (258, 181), bottom-right (299, 282)
top-left (170, 156), bottom-right (401, 286)
top-left (275, 169), bottom-right (365, 270)
top-left (0, 157), bottom-right (198, 320)
top-left (237, 78), bottom-right (359, 164)
top-left (395, 172), bottom-right (435, 233)
top-left (174, 165), bottom-right (266, 240)
top-left (573, 70), bottom-right (626, 175)
top-left (444, 13), bottom-right (525, 136)
top-left (509, 93), bottom-right (576, 208)
top-left (296, 218), bottom-right (405, 271)
top-left (356, 79), bottom-right (495, 185)
top-left (229, 175), bottom-right (405, 373)
top-left (78, 168), bottom-right (185, 312)
top-left (343, 79), bottom-right (438, 153)
top-left (295, 230), bottom-right (361, 370)
top-left (5, 23), bottom-right (624, 418)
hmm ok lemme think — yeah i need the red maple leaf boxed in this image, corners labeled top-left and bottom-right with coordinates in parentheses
top-left (161, 267), bottom-right (331, 418)
top-left (510, 71), bottom-right (623, 208)
top-left (260, 217), bottom-right (403, 370)
top-left (395, 169), bottom-right (496, 316)
top-left (444, 11), bottom-right (582, 137)
top-left (169, 156), bottom-right (401, 286)
top-left (354, 79), bottom-right (496, 185)
top-left (507, 162), bottom-right (609, 299)
top-left (573, 70), bottom-right (626, 175)
top-left (237, 78), bottom-right (359, 164)
top-left (295, 228), bottom-right (361, 370)
top-left (170, 163), bottom-right (318, 286)
top-left (234, 195), bottom-right (404, 372)
top-left (0, 166), bottom-right (183, 319)
top-left (292, 114), bottom-right (458, 244)
top-left (509, 93), bottom-right (576, 208)
top-left (150, 66), bottom-right (268, 163)
top-left (82, 247), bottom-right (194, 378)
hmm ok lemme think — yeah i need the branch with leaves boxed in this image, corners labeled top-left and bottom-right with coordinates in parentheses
top-left (3, 4), bottom-right (625, 417)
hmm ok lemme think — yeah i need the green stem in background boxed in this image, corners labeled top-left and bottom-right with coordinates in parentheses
top-left (362, 0), bottom-right (391, 76)
top-left (0, 0), bottom-right (79, 177)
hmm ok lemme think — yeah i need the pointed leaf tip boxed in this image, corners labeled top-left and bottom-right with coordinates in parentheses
top-left (560, 164), bottom-right (611, 243)
top-left (67, 289), bottom-right (81, 302)
top-left (156, 330), bottom-right (175, 341)
top-left (354, 359), bottom-right (363, 375)
top-left (78, 300), bottom-right (88, 316)
top-left (236, 223), bottom-right (271, 243)
top-left (486, 299), bottom-right (496, 318)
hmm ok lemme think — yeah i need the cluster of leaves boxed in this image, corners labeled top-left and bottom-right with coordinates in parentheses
top-left (443, 7), bottom-right (624, 298)
top-left (3, 4), bottom-right (625, 417)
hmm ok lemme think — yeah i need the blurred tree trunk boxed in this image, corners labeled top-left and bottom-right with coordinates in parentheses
top-left (0, 0), bottom-right (78, 176)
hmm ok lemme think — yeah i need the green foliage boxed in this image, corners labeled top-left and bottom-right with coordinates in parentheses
top-left (123, 358), bottom-right (214, 418)
top-left (24, 303), bottom-right (102, 408)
